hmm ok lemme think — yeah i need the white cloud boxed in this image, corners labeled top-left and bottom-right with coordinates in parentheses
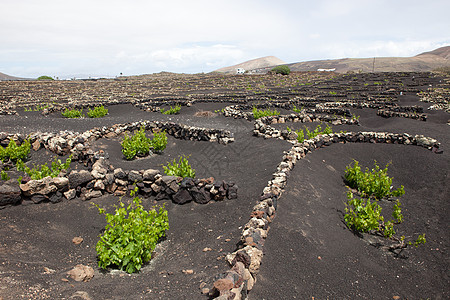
top-left (0, 0), bottom-right (449, 77)
top-left (113, 44), bottom-right (245, 74)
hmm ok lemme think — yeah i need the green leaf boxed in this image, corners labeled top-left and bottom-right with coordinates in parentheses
top-left (94, 193), bottom-right (169, 273)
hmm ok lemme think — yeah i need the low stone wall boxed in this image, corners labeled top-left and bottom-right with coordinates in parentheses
top-left (303, 107), bottom-right (352, 116)
top-left (210, 131), bottom-right (441, 299)
top-left (0, 110), bottom-right (17, 116)
top-left (252, 114), bottom-right (359, 140)
top-left (0, 121), bottom-right (235, 206)
top-left (135, 97), bottom-right (248, 112)
top-left (222, 104), bottom-right (359, 126)
top-left (0, 120), bottom-right (234, 157)
top-left (377, 109), bottom-right (427, 121)
top-left (1, 156), bottom-right (237, 206)
top-left (307, 100), bottom-right (395, 109)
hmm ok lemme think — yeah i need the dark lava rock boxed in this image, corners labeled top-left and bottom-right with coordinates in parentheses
top-left (191, 187), bottom-right (210, 204)
top-left (172, 188), bottom-right (192, 204)
top-left (0, 180), bottom-right (22, 206)
top-left (68, 170), bottom-right (93, 189)
top-left (49, 191), bottom-right (63, 203)
top-left (227, 185), bottom-right (238, 199)
top-left (180, 177), bottom-right (195, 189)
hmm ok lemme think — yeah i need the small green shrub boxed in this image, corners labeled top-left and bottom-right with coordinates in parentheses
top-left (383, 220), bottom-right (395, 238)
top-left (322, 123), bottom-right (332, 134)
top-left (1, 170), bottom-right (10, 181)
top-left (87, 106), bottom-right (108, 118)
top-left (252, 106), bottom-right (280, 119)
top-left (163, 155), bottom-right (195, 178)
top-left (94, 188), bottom-right (169, 274)
top-left (392, 200), bottom-right (403, 223)
top-left (344, 192), bottom-right (400, 238)
top-left (296, 129), bottom-right (305, 142)
top-left (25, 104), bottom-right (51, 112)
top-left (344, 160), bottom-right (405, 199)
top-left (35, 104), bottom-right (51, 111)
top-left (16, 155), bottom-right (72, 180)
top-left (271, 65), bottom-right (291, 75)
top-left (150, 129), bottom-right (167, 152)
top-left (411, 234), bottom-right (426, 247)
top-left (121, 126), bottom-right (151, 160)
top-left (160, 105), bottom-right (181, 115)
top-left (344, 192), bottom-right (426, 244)
top-left (303, 123), bottom-right (333, 140)
top-left (121, 126), bottom-right (168, 160)
top-left (344, 192), bottom-right (382, 233)
top-left (343, 166), bottom-right (425, 249)
top-left (0, 139), bottom-right (31, 163)
top-left (62, 108), bottom-right (84, 118)
top-left (37, 75), bottom-right (54, 80)
top-left (305, 124), bottom-right (321, 139)
top-left (287, 123), bottom-right (332, 143)
top-left (292, 105), bottom-right (303, 113)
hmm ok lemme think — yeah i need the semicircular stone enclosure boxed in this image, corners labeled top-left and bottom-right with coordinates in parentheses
top-left (0, 71), bottom-right (448, 299)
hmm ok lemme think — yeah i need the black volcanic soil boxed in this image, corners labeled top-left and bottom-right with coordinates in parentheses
top-left (0, 72), bottom-right (449, 300)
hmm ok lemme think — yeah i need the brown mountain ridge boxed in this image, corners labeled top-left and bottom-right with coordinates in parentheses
top-left (216, 46), bottom-right (450, 74)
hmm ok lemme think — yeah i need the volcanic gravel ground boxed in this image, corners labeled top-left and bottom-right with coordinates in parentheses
top-left (0, 72), bottom-right (448, 299)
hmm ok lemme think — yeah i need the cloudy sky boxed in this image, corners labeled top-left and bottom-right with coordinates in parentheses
top-left (1, 0), bottom-right (449, 78)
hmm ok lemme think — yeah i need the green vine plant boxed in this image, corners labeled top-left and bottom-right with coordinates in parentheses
top-left (0, 139), bottom-right (31, 163)
top-left (252, 106), bottom-right (280, 119)
top-left (1, 170), bottom-right (10, 181)
top-left (160, 104), bottom-right (181, 115)
top-left (93, 187), bottom-right (169, 274)
top-left (163, 155), bottom-right (196, 178)
top-left (121, 126), bottom-right (168, 160)
top-left (292, 105), bottom-right (304, 113)
top-left (150, 129), bottom-right (168, 153)
top-left (288, 123), bottom-right (333, 143)
top-left (62, 108), bottom-right (84, 118)
top-left (344, 160), bottom-right (404, 199)
top-left (24, 103), bottom-right (52, 112)
top-left (343, 160), bottom-right (426, 254)
top-left (16, 155), bottom-right (72, 181)
top-left (351, 113), bottom-right (360, 121)
top-left (87, 105), bottom-right (108, 118)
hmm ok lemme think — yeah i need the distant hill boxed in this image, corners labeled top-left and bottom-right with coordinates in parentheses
top-left (0, 72), bottom-right (30, 81)
top-left (287, 46), bottom-right (450, 73)
top-left (415, 46), bottom-right (450, 60)
top-left (215, 56), bottom-right (286, 74)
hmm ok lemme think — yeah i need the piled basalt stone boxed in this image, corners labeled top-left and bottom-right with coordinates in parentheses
top-left (0, 121), bottom-right (235, 206)
top-left (1, 156), bottom-right (238, 206)
top-left (303, 107), bottom-right (352, 117)
top-left (38, 100), bottom-right (130, 115)
top-left (210, 131), bottom-right (441, 299)
top-left (0, 110), bottom-right (17, 115)
top-left (377, 109), bottom-right (427, 121)
top-left (107, 120), bottom-right (234, 144)
top-left (253, 114), bottom-right (359, 140)
top-left (134, 99), bottom-right (189, 112)
top-left (318, 100), bottom-right (400, 109)
top-left (418, 88), bottom-right (450, 113)
top-left (221, 103), bottom-right (293, 120)
top-left (0, 120), bottom-right (234, 158)
top-left (222, 105), bottom-right (253, 120)
top-left (135, 97), bottom-right (249, 112)
top-left (387, 105), bottom-right (424, 113)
